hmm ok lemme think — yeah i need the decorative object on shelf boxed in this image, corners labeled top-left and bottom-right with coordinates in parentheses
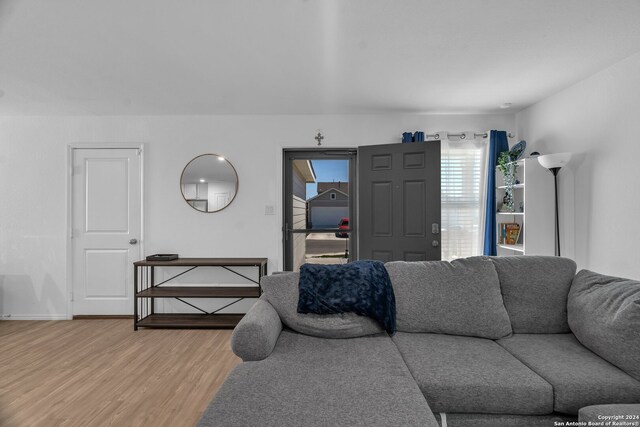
top-left (401, 131), bottom-right (425, 143)
top-left (496, 140), bottom-right (527, 212)
top-left (510, 140), bottom-right (527, 160)
top-left (315, 131), bottom-right (324, 146)
top-left (146, 254), bottom-right (179, 261)
top-left (497, 151), bottom-right (518, 212)
top-left (537, 152), bottom-right (572, 256)
top-left (505, 223), bottom-right (521, 245)
top-left (180, 154), bottom-right (239, 213)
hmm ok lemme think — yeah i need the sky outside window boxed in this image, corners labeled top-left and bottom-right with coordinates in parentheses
top-left (306, 160), bottom-right (349, 199)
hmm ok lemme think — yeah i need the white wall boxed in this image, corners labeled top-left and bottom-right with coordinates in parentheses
top-left (0, 113), bottom-right (514, 318)
top-left (516, 52), bottom-right (640, 279)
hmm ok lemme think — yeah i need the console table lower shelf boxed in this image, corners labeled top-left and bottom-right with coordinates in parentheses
top-left (133, 257), bottom-right (268, 330)
top-left (136, 313), bottom-right (246, 329)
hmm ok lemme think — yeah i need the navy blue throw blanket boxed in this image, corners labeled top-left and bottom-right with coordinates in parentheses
top-left (297, 260), bottom-right (396, 334)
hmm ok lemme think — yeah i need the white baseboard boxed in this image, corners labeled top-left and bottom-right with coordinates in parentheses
top-left (0, 314), bottom-right (69, 320)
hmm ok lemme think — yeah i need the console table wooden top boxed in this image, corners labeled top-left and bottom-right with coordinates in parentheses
top-left (134, 257), bottom-right (268, 267)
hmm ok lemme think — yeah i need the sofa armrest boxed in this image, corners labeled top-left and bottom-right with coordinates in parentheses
top-left (568, 269), bottom-right (640, 381)
top-left (579, 404), bottom-right (640, 423)
top-left (231, 297), bottom-right (282, 361)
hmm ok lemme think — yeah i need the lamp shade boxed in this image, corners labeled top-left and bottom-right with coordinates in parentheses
top-left (537, 152), bottom-right (572, 169)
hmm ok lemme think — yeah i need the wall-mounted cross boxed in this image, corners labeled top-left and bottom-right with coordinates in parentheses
top-left (315, 132), bottom-right (324, 146)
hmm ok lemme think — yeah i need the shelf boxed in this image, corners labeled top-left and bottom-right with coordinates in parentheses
top-left (498, 244), bottom-right (524, 253)
top-left (134, 257), bottom-right (268, 267)
top-left (497, 211), bottom-right (524, 215)
top-left (136, 313), bottom-right (244, 329)
top-left (136, 286), bottom-right (260, 298)
top-left (497, 184), bottom-right (524, 189)
top-left (134, 257), bottom-right (268, 330)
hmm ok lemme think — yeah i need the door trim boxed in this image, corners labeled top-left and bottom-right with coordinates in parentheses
top-left (282, 148), bottom-right (357, 271)
top-left (66, 143), bottom-right (145, 319)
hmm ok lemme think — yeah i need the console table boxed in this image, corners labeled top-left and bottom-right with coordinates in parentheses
top-left (133, 257), bottom-right (268, 330)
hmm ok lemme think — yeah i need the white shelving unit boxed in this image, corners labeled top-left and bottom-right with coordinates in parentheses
top-left (496, 157), bottom-right (555, 256)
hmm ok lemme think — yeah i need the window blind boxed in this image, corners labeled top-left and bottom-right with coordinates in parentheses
top-left (441, 143), bottom-right (486, 260)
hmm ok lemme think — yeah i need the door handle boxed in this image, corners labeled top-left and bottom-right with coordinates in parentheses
top-left (432, 223), bottom-right (440, 234)
top-left (129, 239), bottom-right (138, 245)
top-left (431, 240), bottom-right (439, 247)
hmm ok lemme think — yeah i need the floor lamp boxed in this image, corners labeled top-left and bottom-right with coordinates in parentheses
top-left (537, 153), bottom-right (572, 256)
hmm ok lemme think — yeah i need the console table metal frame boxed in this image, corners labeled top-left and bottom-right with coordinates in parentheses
top-left (133, 257), bottom-right (267, 330)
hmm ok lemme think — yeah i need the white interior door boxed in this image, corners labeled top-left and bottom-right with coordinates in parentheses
top-left (72, 148), bottom-right (142, 315)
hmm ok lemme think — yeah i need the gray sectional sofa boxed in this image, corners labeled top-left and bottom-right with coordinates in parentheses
top-left (198, 256), bottom-right (640, 427)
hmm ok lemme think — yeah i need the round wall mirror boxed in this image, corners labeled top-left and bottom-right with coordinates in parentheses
top-left (180, 154), bottom-right (239, 212)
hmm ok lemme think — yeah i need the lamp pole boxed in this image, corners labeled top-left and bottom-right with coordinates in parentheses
top-left (537, 153), bottom-right (571, 258)
top-left (550, 167), bottom-right (561, 256)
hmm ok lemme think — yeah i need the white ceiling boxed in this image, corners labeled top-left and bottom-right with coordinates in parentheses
top-left (1, 0), bottom-right (640, 115)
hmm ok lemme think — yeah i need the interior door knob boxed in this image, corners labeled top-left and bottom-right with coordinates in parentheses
top-left (129, 239), bottom-right (138, 245)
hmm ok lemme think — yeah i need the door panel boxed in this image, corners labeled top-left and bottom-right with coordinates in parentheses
top-left (72, 148), bottom-right (141, 315)
top-left (358, 141), bottom-right (441, 262)
top-left (85, 249), bottom-right (129, 297)
top-left (371, 182), bottom-right (392, 236)
top-left (403, 180), bottom-right (426, 237)
top-left (85, 158), bottom-right (130, 232)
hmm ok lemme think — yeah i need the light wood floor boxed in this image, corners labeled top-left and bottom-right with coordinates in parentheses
top-left (0, 320), bottom-right (240, 427)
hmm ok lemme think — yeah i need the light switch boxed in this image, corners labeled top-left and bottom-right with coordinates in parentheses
top-left (265, 205), bottom-right (275, 215)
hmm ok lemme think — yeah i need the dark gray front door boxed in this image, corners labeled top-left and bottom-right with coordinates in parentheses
top-left (358, 141), bottom-right (441, 262)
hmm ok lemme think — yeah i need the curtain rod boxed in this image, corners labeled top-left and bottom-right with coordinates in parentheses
top-left (426, 132), bottom-right (515, 140)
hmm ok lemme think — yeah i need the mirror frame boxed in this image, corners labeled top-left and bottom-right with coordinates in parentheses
top-left (180, 153), bottom-right (239, 213)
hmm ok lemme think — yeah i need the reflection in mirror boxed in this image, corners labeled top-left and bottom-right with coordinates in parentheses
top-left (180, 154), bottom-right (238, 212)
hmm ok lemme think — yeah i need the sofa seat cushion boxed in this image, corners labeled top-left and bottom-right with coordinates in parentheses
top-left (488, 256), bottom-right (577, 333)
top-left (578, 404), bottom-right (640, 423)
top-left (497, 334), bottom-right (640, 415)
top-left (392, 332), bottom-right (553, 414)
top-left (568, 269), bottom-right (640, 381)
top-left (198, 331), bottom-right (437, 427)
top-left (434, 413), bottom-right (576, 427)
top-left (386, 258), bottom-right (512, 339)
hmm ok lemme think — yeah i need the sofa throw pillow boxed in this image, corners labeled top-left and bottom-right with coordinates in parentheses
top-left (297, 260), bottom-right (396, 334)
top-left (568, 269), bottom-right (640, 381)
top-left (488, 256), bottom-right (577, 333)
top-left (261, 272), bottom-right (384, 339)
top-left (386, 257), bottom-right (512, 339)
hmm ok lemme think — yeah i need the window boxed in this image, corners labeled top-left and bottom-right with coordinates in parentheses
top-left (330, 193), bottom-right (336, 200)
top-left (441, 141), bottom-right (487, 260)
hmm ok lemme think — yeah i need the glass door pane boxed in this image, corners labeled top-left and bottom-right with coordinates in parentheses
top-left (284, 151), bottom-right (356, 271)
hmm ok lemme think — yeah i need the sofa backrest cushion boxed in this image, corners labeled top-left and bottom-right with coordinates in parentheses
top-left (261, 272), bottom-right (384, 338)
top-left (568, 269), bottom-right (640, 381)
top-left (385, 258), bottom-right (512, 339)
top-left (489, 256), bottom-right (577, 333)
